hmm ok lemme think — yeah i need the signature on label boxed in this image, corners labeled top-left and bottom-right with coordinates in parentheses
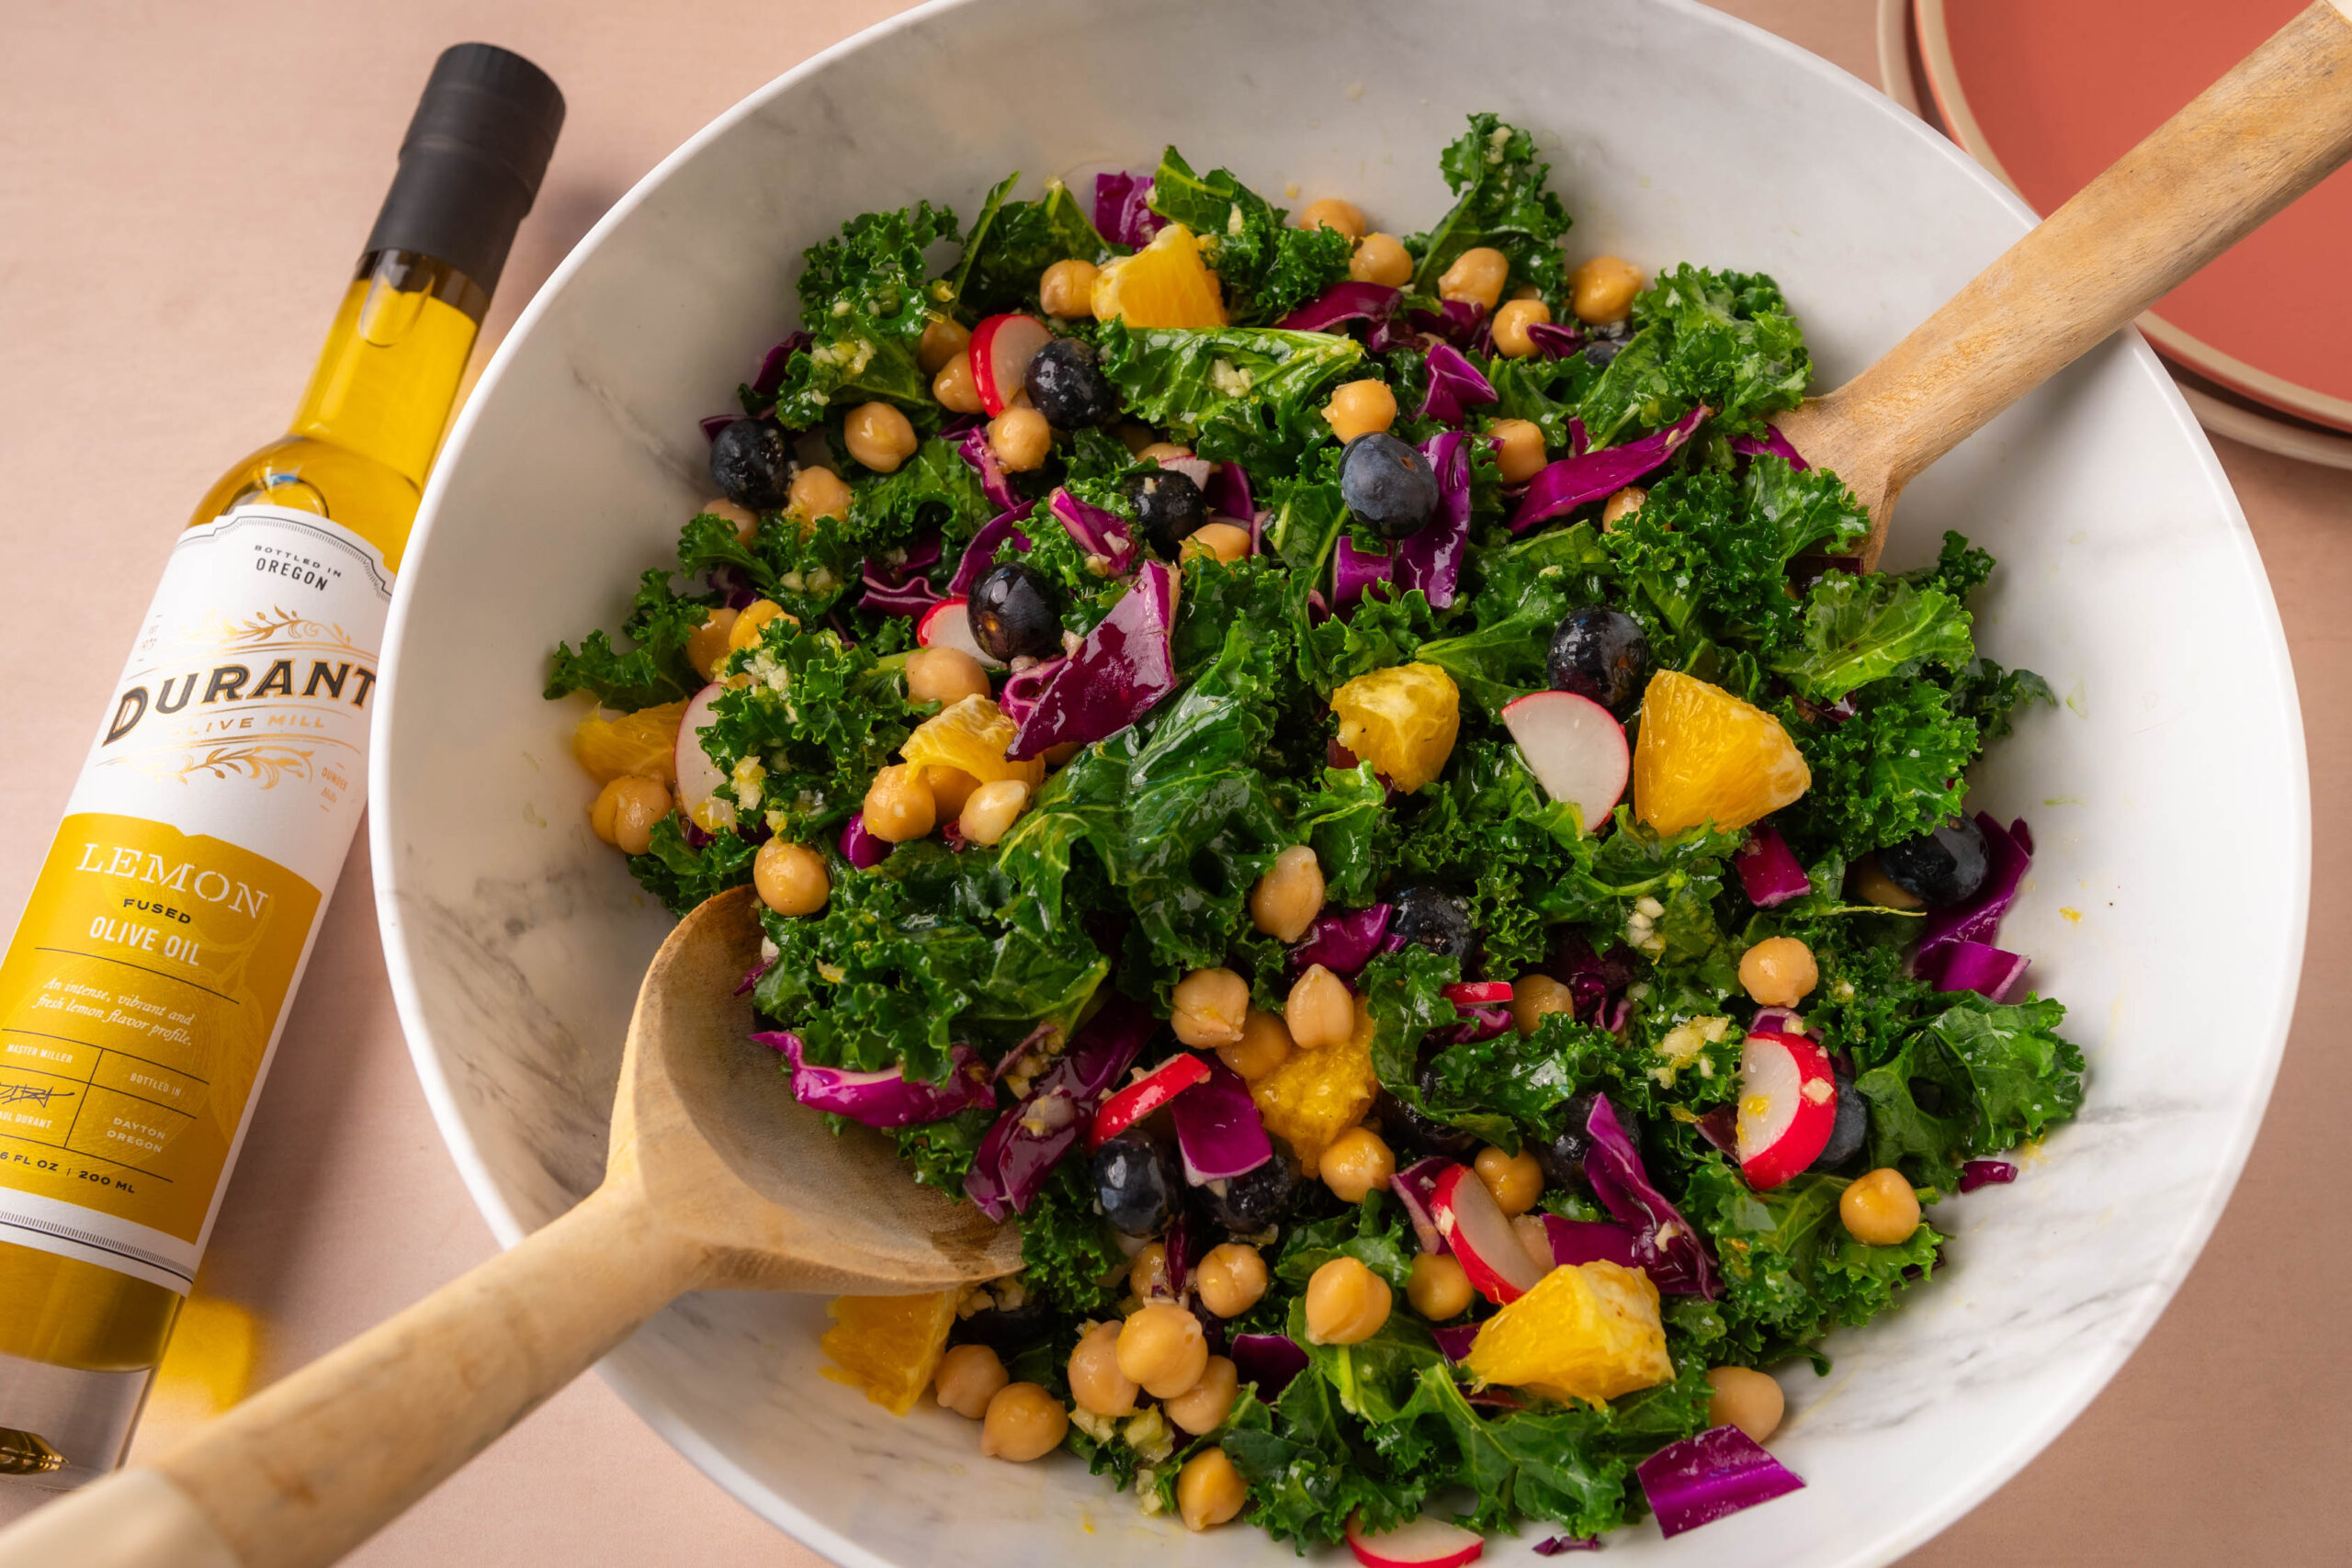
top-left (0, 1084), bottom-right (73, 1111)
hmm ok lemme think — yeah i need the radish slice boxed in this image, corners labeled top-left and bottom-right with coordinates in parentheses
top-left (673, 682), bottom-right (729, 824)
top-left (1442, 981), bottom-right (1513, 1008)
top-left (1347, 1511), bottom-right (1484, 1568)
top-left (969, 313), bottom-right (1053, 416)
top-left (1735, 1030), bottom-right (1838, 1190)
top-left (1431, 1164), bottom-right (1547, 1304)
top-left (1090, 1054), bottom-right (1211, 1151)
top-left (915, 595), bottom-right (1004, 669)
top-left (1500, 689), bottom-right (1630, 831)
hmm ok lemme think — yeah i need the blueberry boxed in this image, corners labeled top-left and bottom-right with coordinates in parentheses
top-left (1810, 1065), bottom-right (1869, 1171)
top-left (1126, 468), bottom-right (1208, 556)
top-left (1879, 818), bottom-right (1990, 907)
top-left (1203, 1150), bottom-right (1298, 1233)
top-left (1583, 340), bottom-right (1623, 367)
top-left (950, 1296), bottom-right (1054, 1351)
top-left (1581, 319), bottom-right (1633, 368)
top-left (1535, 1092), bottom-right (1601, 1188)
top-left (1391, 885), bottom-right (1476, 964)
top-left (1023, 337), bottom-right (1120, 429)
top-left (1546, 605), bottom-right (1650, 716)
top-left (1380, 1086), bottom-right (1477, 1161)
top-left (708, 418), bottom-right (792, 511)
top-left (967, 561), bottom-right (1061, 662)
top-left (1339, 433), bottom-right (1439, 539)
top-left (1092, 1127), bottom-right (1181, 1237)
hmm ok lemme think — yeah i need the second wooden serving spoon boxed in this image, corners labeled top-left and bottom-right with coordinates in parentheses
top-left (6, 5), bottom-right (2352, 1566)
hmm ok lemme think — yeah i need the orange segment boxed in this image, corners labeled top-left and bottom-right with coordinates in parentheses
top-left (571, 700), bottom-right (684, 784)
top-left (1330, 663), bottom-right (1460, 794)
top-left (819, 1291), bottom-right (960, 1416)
top-left (1631, 671), bottom-right (1810, 835)
top-left (1091, 224), bottom-right (1228, 329)
top-left (1250, 995), bottom-right (1378, 1168)
top-left (1461, 1260), bottom-right (1672, 1407)
top-left (900, 694), bottom-right (1046, 788)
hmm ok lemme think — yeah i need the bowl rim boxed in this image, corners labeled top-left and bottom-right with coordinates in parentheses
top-left (369, 0), bottom-right (2311, 1561)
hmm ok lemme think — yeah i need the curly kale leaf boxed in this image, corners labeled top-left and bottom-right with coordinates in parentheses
top-left (844, 434), bottom-right (995, 547)
top-left (1394, 741), bottom-right (1580, 977)
top-left (1487, 352), bottom-right (1602, 453)
top-left (1014, 1160), bottom-right (1122, 1315)
top-left (1295, 762), bottom-right (1392, 906)
top-left (546, 567), bottom-right (715, 709)
top-left (1580, 266), bottom-right (1809, 446)
top-left (1770, 570), bottom-right (1973, 701)
top-left (769, 201), bottom-right (959, 428)
top-left (675, 510), bottom-right (865, 626)
top-left (1275, 1194), bottom-right (1419, 1292)
top-left (1143, 147), bottom-right (1352, 323)
top-left (623, 813), bottom-right (758, 915)
top-left (695, 618), bottom-right (918, 839)
top-left (1408, 114), bottom-right (1574, 305)
top-left (1852, 994), bottom-right (2085, 1187)
top-left (1097, 321), bottom-right (1365, 473)
top-left (1222, 1374), bottom-right (1432, 1548)
top-left (949, 173), bottom-right (1113, 318)
top-left (1359, 944), bottom-right (1467, 1104)
top-left (1779, 679), bottom-right (1978, 860)
top-left (1948, 655), bottom-right (2055, 742)
top-left (893, 1105), bottom-right (994, 1192)
top-left (1420, 1011), bottom-right (1623, 1146)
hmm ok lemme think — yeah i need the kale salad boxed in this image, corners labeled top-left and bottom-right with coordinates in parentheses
top-left (549, 115), bottom-right (2082, 1555)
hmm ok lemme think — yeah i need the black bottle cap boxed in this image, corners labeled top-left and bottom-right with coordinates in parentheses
top-left (363, 43), bottom-right (564, 297)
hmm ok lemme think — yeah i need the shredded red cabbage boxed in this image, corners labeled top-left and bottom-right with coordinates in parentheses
top-left (1567, 415), bottom-right (1590, 457)
top-left (1430, 1322), bottom-right (1481, 1363)
top-left (839, 812), bottom-right (893, 869)
top-left (1206, 461), bottom-right (1255, 525)
top-left (1290, 903), bottom-right (1395, 976)
top-left (1729, 424), bottom-right (1810, 469)
top-left (1047, 486), bottom-right (1137, 576)
top-left (1636, 1426), bottom-right (1805, 1538)
top-left (1006, 559), bottom-right (1177, 760)
top-left (963, 995), bottom-right (1154, 1219)
top-left (1333, 536), bottom-right (1395, 610)
top-left (1523, 320), bottom-right (1586, 360)
top-left (751, 331), bottom-right (812, 400)
top-left (1532, 1536), bottom-right (1600, 1555)
top-left (1693, 1105), bottom-right (1738, 1156)
top-left (860, 533), bottom-right (945, 616)
top-left (733, 958), bottom-right (772, 998)
top-left (1914, 814), bottom-right (2033, 977)
top-left (1734, 825), bottom-right (1811, 908)
top-left (946, 506), bottom-right (1035, 597)
top-left (1583, 1094), bottom-right (1718, 1298)
top-left (1092, 170), bottom-right (1162, 250)
top-left (1389, 1157), bottom-right (1452, 1255)
top-left (989, 1020), bottom-right (1058, 1086)
top-left (997, 654), bottom-right (1068, 727)
top-left (1510, 405), bottom-right (1709, 533)
top-left (1170, 1056), bottom-right (1273, 1184)
top-left (1542, 1214), bottom-right (1641, 1269)
top-left (1546, 930), bottom-right (1640, 1024)
top-left (954, 423), bottom-right (1023, 513)
top-left (754, 1032), bottom-right (995, 1129)
top-left (1933, 940), bottom-right (2030, 1002)
top-left (1961, 1158), bottom-right (2018, 1192)
top-left (1395, 431), bottom-right (1472, 609)
top-left (1408, 299), bottom-right (1488, 350)
top-left (1418, 341), bottom-right (1499, 425)
top-left (1229, 1333), bottom-right (1309, 1398)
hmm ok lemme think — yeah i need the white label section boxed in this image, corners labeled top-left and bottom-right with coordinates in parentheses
top-left (66, 506), bottom-right (392, 886)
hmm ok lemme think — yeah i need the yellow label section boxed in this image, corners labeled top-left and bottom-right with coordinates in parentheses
top-left (0, 813), bottom-right (319, 1243)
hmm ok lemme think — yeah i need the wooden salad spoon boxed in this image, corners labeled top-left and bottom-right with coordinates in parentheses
top-left (9, 7), bottom-right (2352, 1568)
top-left (0, 886), bottom-right (1019, 1568)
top-left (1780, 0), bottom-right (2352, 569)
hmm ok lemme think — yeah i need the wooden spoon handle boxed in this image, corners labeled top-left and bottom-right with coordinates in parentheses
top-left (1819, 0), bottom-right (2352, 556)
top-left (0, 1178), bottom-right (707, 1568)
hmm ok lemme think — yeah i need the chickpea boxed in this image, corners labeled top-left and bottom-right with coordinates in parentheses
top-left (1299, 197), bottom-right (1366, 240)
top-left (957, 779), bottom-right (1031, 846)
top-left (1249, 844), bottom-right (1327, 942)
top-left (922, 765), bottom-right (980, 820)
top-left (1164, 1353), bottom-right (1240, 1437)
top-left (1513, 1213), bottom-right (1555, 1273)
top-left (786, 465), bottom-right (853, 528)
top-left (1127, 1240), bottom-right (1173, 1303)
top-left (933, 356), bottom-right (985, 414)
top-left (1318, 1126), bottom-right (1396, 1204)
top-left (1351, 231), bottom-right (1414, 288)
top-left (1039, 258), bottom-right (1100, 318)
top-left (729, 598), bottom-right (790, 654)
top-left (1068, 1320), bottom-right (1139, 1417)
top-left (933, 1342), bottom-right (1008, 1419)
top-left (1176, 1447), bottom-right (1247, 1532)
top-left (861, 763), bottom-right (936, 843)
top-left (918, 316), bottom-right (970, 375)
top-left (752, 839), bottom-right (830, 917)
top-left (1284, 964), bottom-right (1355, 1051)
top-left (686, 605), bottom-right (741, 679)
top-left (1739, 936), bottom-right (1819, 1008)
top-left (989, 405), bottom-right (1054, 471)
top-left (1438, 245), bottom-right (1510, 310)
top-left (1570, 254), bottom-right (1645, 325)
top-left (1511, 973), bottom-right (1577, 1037)
top-left (1474, 1145), bottom-right (1544, 1217)
top-left (1182, 521), bottom-right (1253, 564)
top-left (1116, 1302), bottom-right (1209, 1400)
top-left (1138, 440), bottom-right (1193, 464)
top-left (1171, 967), bottom-right (1250, 1048)
top-left (1600, 486), bottom-right (1647, 530)
top-left (1491, 297), bottom-right (1553, 358)
top-left (1322, 378), bottom-right (1397, 443)
top-left (905, 645), bottom-right (989, 707)
top-left (590, 781), bottom-right (623, 844)
top-left (978, 1382), bottom-right (1068, 1461)
top-left (1218, 1010), bottom-right (1294, 1082)
top-left (844, 400), bottom-right (919, 473)
top-left (1303, 1256), bottom-right (1392, 1346)
top-left (597, 776), bottom-right (671, 856)
top-left (1841, 1168), bottom-right (1922, 1247)
top-left (1510, 284), bottom-right (1544, 302)
top-left (1488, 418), bottom-right (1548, 486)
top-left (1705, 1365), bottom-right (1785, 1443)
top-left (1406, 1253), bottom-right (1473, 1321)
top-left (1117, 423), bottom-right (1163, 454)
top-left (1849, 853), bottom-right (1925, 911)
top-left (1194, 1243), bottom-right (1269, 1318)
top-left (701, 496), bottom-right (760, 547)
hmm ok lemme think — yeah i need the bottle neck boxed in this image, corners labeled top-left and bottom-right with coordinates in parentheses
top-left (288, 250), bottom-right (489, 491)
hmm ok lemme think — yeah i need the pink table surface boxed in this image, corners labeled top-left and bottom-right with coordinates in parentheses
top-left (2, 2), bottom-right (2346, 1562)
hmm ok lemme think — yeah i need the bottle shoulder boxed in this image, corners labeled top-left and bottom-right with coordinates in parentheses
top-left (190, 435), bottom-right (420, 571)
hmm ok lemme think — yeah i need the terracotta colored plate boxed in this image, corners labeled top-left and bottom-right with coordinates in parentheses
top-left (1916, 0), bottom-right (2352, 433)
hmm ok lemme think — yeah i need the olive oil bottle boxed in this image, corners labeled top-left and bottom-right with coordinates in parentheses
top-left (0, 43), bottom-right (560, 1486)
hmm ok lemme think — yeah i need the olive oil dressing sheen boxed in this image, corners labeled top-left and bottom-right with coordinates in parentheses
top-left (0, 44), bottom-right (560, 1485)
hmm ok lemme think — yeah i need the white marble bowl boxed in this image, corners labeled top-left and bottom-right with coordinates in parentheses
top-left (369, 0), bottom-right (2308, 1562)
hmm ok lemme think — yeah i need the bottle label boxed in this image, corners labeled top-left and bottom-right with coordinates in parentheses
top-left (0, 506), bottom-right (390, 1292)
